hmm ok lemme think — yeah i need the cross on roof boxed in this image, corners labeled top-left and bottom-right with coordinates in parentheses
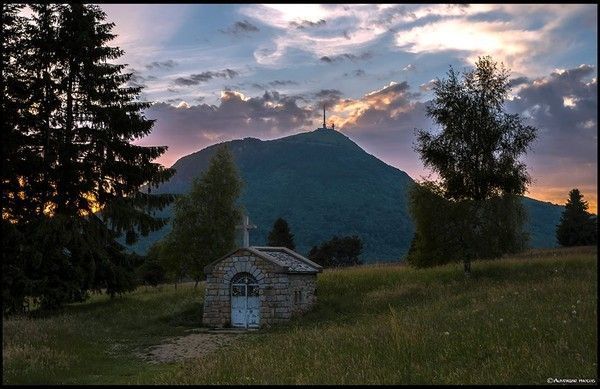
top-left (235, 214), bottom-right (256, 248)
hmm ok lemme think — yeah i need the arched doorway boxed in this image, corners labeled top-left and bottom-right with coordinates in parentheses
top-left (230, 272), bottom-right (260, 328)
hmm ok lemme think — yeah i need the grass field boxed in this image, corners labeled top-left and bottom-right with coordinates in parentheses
top-left (3, 246), bottom-right (597, 384)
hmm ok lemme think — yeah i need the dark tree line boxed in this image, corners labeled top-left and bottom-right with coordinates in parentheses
top-left (1, 4), bottom-right (173, 314)
top-left (308, 235), bottom-right (363, 267)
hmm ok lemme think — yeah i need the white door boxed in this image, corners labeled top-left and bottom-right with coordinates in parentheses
top-left (230, 273), bottom-right (260, 328)
top-left (231, 284), bottom-right (247, 328)
top-left (246, 285), bottom-right (260, 328)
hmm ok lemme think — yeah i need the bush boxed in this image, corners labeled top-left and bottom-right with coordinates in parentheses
top-left (407, 182), bottom-right (528, 268)
top-left (308, 235), bottom-right (363, 267)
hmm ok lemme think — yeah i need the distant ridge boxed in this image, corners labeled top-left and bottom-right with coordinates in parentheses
top-left (125, 127), bottom-right (564, 261)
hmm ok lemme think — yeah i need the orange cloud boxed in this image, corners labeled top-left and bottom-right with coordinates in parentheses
top-left (328, 81), bottom-right (414, 129)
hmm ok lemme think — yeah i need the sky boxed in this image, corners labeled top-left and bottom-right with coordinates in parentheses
top-left (98, 3), bottom-right (597, 212)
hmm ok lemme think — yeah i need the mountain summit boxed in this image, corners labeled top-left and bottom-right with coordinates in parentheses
top-left (129, 128), bottom-right (563, 261)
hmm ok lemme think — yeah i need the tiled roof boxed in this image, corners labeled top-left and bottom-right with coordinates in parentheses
top-left (252, 247), bottom-right (322, 274)
top-left (204, 246), bottom-right (323, 275)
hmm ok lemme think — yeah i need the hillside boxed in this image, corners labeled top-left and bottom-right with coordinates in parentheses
top-left (3, 246), bottom-right (596, 384)
top-left (125, 128), bottom-right (564, 261)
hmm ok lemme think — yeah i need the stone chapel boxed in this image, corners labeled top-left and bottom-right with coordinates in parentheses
top-left (202, 216), bottom-right (322, 328)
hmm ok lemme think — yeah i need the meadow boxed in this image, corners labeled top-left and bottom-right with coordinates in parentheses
top-left (3, 246), bottom-right (597, 384)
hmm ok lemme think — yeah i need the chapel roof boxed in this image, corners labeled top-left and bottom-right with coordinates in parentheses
top-left (252, 246), bottom-right (323, 273)
top-left (204, 246), bottom-right (323, 275)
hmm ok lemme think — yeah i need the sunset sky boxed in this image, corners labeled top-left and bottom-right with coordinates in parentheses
top-left (99, 4), bottom-right (597, 212)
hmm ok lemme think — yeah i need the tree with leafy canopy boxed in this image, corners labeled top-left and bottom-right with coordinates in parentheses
top-left (308, 235), bottom-right (363, 267)
top-left (556, 189), bottom-right (597, 247)
top-left (267, 217), bottom-right (295, 249)
top-left (162, 145), bottom-right (243, 288)
top-left (1, 4), bottom-right (174, 313)
top-left (411, 56), bottom-right (536, 275)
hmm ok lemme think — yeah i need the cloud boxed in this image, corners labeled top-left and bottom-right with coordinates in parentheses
top-left (343, 69), bottom-right (366, 77)
top-left (402, 64), bottom-right (416, 72)
top-left (145, 60), bottom-right (178, 70)
top-left (289, 19), bottom-right (326, 29)
top-left (248, 80), bottom-right (299, 90)
top-left (394, 19), bottom-right (537, 61)
top-left (419, 79), bottom-right (437, 92)
top-left (314, 89), bottom-right (343, 109)
top-left (220, 20), bottom-right (260, 36)
top-left (330, 81), bottom-right (420, 130)
top-left (320, 52), bottom-right (372, 64)
top-left (269, 80), bottom-right (299, 87)
top-left (508, 76), bottom-right (530, 88)
top-left (136, 90), bottom-right (316, 167)
top-left (173, 69), bottom-right (239, 86)
top-left (505, 65), bottom-right (597, 207)
top-left (243, 4), bottom-right (390, 66)
top-left (390, 4), bottom-right (593, 74)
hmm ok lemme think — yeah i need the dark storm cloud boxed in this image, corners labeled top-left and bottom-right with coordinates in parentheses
top-left (173, 69), bottom-right (239, 86)
top-left (289, 19), bottom-right (326, 29)
top-left (314, 89), bottom-right (343, 108)
top-left (508, 76), bottom-right (531, 88)
top-left (506, 65), bottom-right (597, 166)
top-left (128, 69), bottom-right (158, 85)
top-left (320, 51), bottom-right (372, 64)
top-left (145, 60), bottom-right (178, 70)
top-left (220, 20), bottom-right (260, 36)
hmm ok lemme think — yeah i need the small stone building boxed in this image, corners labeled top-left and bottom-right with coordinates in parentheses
top-left (202, 246), bottom-right (323, 328)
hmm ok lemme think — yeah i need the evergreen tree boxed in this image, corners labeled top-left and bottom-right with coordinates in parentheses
top-left (2, 4), bottom-right (174, 313)
top-left (556, 189), bottom-right (597, 246)
top-left (267, 217), bottom-right (295, 249)
top-left (1, 3), bottom-right (35, 222)
top-left (412, 56), bottom-right (536, 275)
top-left (163, 145), bottom-right (243, 288)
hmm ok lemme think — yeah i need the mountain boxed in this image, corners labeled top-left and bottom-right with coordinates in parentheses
top-left (125, 128), bottom-right (564, 261)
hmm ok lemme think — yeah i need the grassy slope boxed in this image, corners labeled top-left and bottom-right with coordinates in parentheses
top-left (3, 247), bottom-right (597, 384)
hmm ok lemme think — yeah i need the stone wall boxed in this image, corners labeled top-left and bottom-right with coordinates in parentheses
top-left (203, 251), bottom-right (292, 328)
top-left (289, 274), bottom-right (317, 315)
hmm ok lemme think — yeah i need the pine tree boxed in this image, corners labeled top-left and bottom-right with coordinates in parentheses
top-left (556, 189), bottom-right (597, 246)
top-left (267, 217), bottom-right (295, 249)
top-left (2, 3), bottom-right (42, 314)
top-left (2, 4), bottom-right (174, 312)
top-left (1, 3), bottom-right (35, 222)
top-left (163, 145), bottom-right (243, 288)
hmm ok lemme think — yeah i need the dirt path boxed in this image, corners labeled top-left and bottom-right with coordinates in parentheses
top-left (137, 331), bottom-right (243, 364)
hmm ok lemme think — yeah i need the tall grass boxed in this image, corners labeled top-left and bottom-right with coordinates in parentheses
top-left (3, 247), bottom-right (597, 384)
